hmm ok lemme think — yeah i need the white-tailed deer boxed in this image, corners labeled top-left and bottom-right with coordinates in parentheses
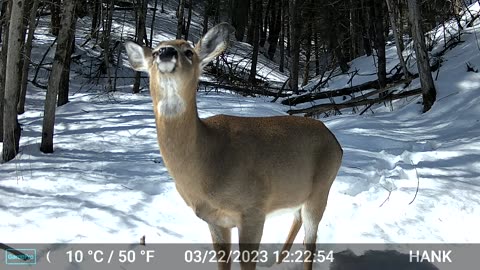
top-left (125, 23), bottom-right (343, 270)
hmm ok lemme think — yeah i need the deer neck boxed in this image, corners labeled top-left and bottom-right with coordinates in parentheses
top-left (149, 74), bottom-right (204, 175)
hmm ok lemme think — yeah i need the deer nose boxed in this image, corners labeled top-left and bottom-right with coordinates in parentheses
top-left (158, 47), bottom-right (177, 61)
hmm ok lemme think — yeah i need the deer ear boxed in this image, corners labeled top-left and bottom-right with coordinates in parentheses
top-left (195, 23), bottom-right (235, 68)
top-left (124, 41), bottom-right (152, 72)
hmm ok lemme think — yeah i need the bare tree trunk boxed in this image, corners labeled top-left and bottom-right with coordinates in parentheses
top-left (329, 35), bottom-right (347, 73)
top-left (397, 1), bottom-right (405, 52)
top-left (278, 0), bottom-right (285, 73)
top-left (3, 0), bottom-right (25, 161)
top-left (51, 0), bottom-right (61, 36)
top-left (0, 1), bottom-right (7, 43)
top-left (360, 0), bottom-right (372, 56)
top-left (289, 0), bottom-right (302, 94)
top-left (230, 0), bottom-right (249, 41)
top-left (58, 17), bottom-right (77, 106)
top-left (259, 0), bottom-right (269, 47)
top-left (386, 0), bottom-right (409, 79)
top-left (373, 0), bottom-right (387, 89)
top-left (267, 0), bottom-right (281, 59)
top-left (91, 0), bottom-right (101, 39)
top-left (246, 0), bottom-right (255, 44)
top-left (0, 0), bottom-right (12, 142)
top-left (408, 0), bottom-right (436, 112)
top-left (142, 3), bottom-right (149, 46)
top-left (248, 0), bottom-right (261, 83)
top-left (40, 0), bottom-right (76, 153)
top-left (326, 4), bottom-right (349, 73)
top-left (185, 0), bottom-right (192, 41)
top-left (349, 0), bottom-right (358, 59)
top-left (133, 0), bottom-right (147, 93)
top-left (177, 0), bottom-right (185, 39)
top-left (18, 0), bottom-right (41, 114)
top-left (202, 0), bottom-right (210, 35)
top-left (102, 0), bottom-right (114, 91)
top-left (212, 0), bottom-right (220, 24)
top-left (314, 30), bottom-right (320, 76)
top-left (150, 0), bottom-right (159, 47)
top-left (302, 1), bottom-right (313, 87)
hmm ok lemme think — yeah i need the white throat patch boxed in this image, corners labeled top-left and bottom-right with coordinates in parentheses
top-left (156, 78), bottom-right (186, 117)
top-left (157, 58), bottom-right (176, 73)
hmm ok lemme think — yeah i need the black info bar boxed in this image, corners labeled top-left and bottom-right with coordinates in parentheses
top-left (1, 243), bottom-right (475, 270)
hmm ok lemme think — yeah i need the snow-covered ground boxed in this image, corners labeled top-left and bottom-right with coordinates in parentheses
top-left (1, 2), bottom-right (480, 270)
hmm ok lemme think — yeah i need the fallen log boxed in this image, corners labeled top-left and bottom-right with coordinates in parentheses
top-left (198, 81), bottom-right (289, 97)
top-left (281, 72), bottom-right (405, 106)
top-left (281, 54), bottom-right (448, 107)
top-left (287, 88), bottom-right (422, 117)
top-left (82, 77), bottom-right (289, 97)
top-left (345, 87), bottom-right (393, 103)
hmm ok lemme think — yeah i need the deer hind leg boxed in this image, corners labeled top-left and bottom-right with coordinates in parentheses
top-left (238, 213), bottom-right (266, 270)
top-left (277, 209), bottom-right (302, 263)
top-left (301, 195), bottom-right (329, 270)
top-left (209, 224), bottom-right (232, 270)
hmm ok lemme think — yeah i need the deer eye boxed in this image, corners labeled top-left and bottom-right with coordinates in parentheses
top-left (184, 49), bottom-right (194, 59)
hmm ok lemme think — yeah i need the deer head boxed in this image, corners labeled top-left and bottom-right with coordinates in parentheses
top-left (124, 23), bottom-right (234, 118)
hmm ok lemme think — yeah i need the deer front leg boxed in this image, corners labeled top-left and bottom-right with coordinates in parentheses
top-left (209, 224), bottom-right (232, 270)
top-left (238, 213), bottom-right (265, 270)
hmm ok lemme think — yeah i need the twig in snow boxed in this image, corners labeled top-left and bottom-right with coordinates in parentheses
top-left (347, 68), bottom-right (359, 87)
top-left (435, 62), bottom-right (441, 80)
top-left (379, 184), bottom-right (392, 207)
top-left (121, 185), bottom-right (134, 190)
top-left (359, 103), bottom-right (375, 115)
top-left (437, 91), bottom-right (459, 102)
top-left (271, 78), bottom-right (290, 103)
top-left (409, 160), bottom-right (420, 205)
top-left (466, 62), bottom-right (478, 73)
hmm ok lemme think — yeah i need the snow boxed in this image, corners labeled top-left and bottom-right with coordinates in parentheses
top-left (1, 1), bottom-right (480, 270)
top-left (297, 2), bottom-right (480, 111)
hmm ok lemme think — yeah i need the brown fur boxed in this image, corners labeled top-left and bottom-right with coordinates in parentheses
top-left (125, 24), bottom-right (343, 270)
